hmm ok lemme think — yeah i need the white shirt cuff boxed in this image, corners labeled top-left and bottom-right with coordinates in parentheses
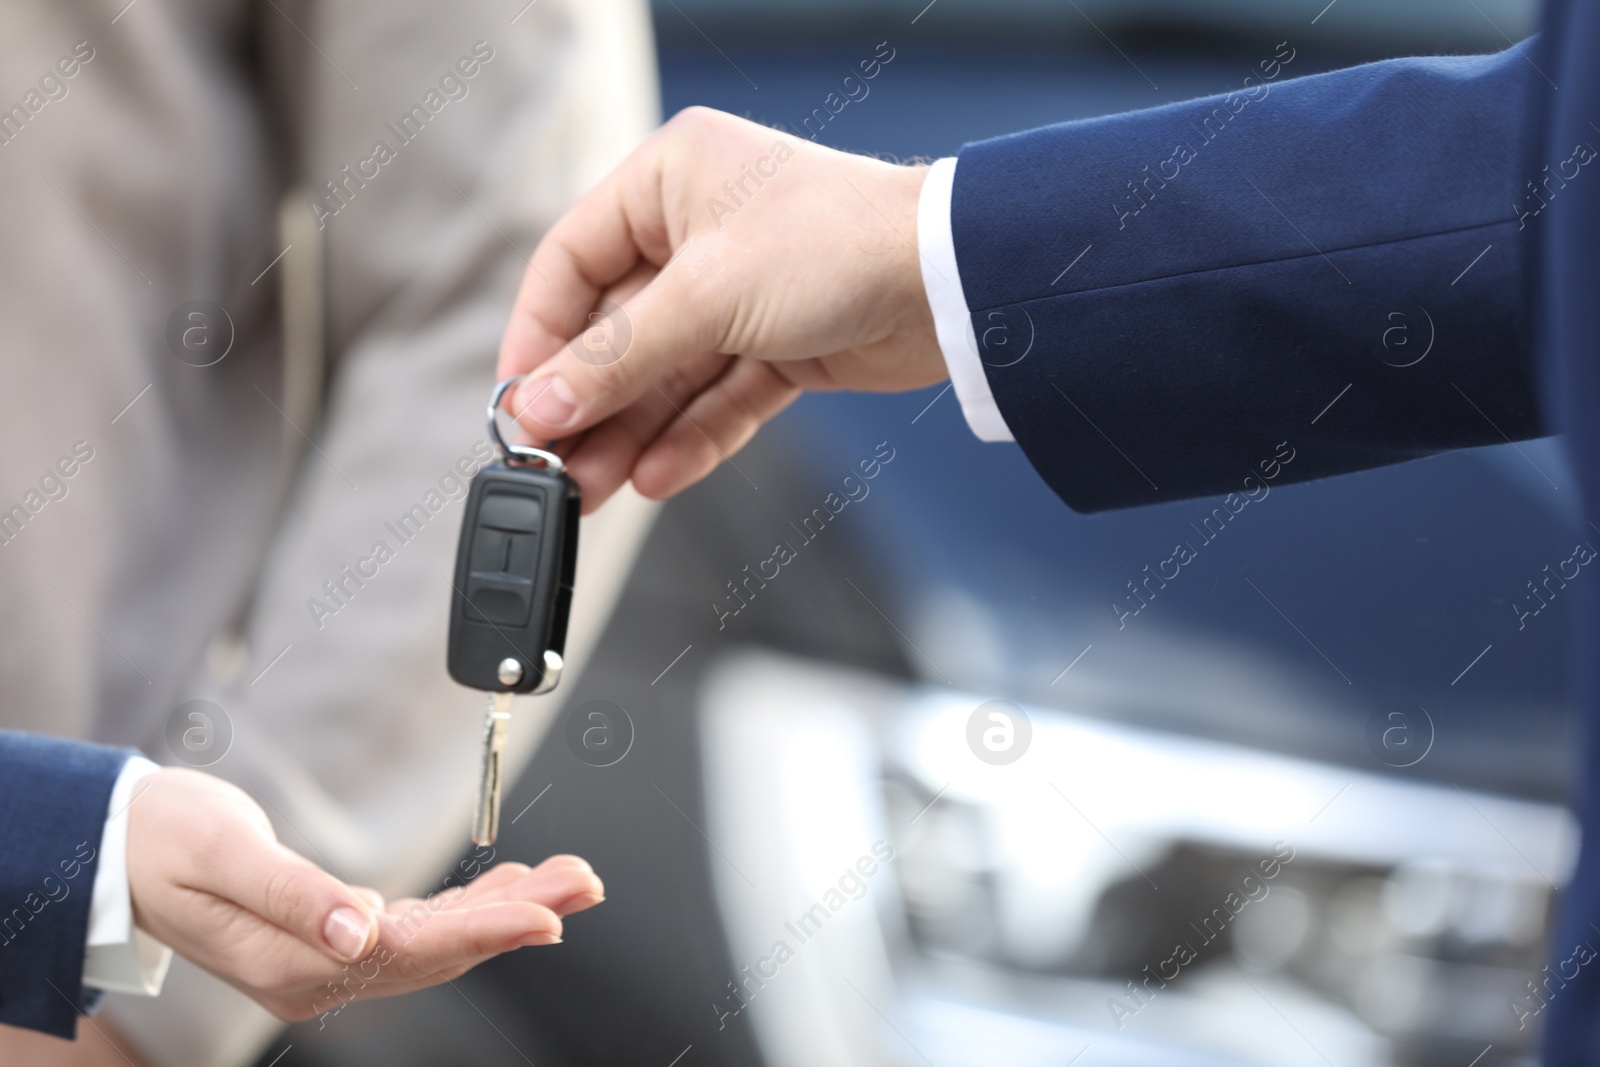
top-left (917, 155), bottom-right (1014, 443)
top-left (83, 756), bottom-right (173, 996)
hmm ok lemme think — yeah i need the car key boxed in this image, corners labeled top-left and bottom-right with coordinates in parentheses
top-left (448, 376), bottom-right (580, 845)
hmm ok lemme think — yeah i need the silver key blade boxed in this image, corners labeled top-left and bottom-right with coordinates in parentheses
top-left (472, 691), bottom-right (514, 846)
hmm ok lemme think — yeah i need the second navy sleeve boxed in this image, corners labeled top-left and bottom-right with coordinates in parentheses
top-left (0, 731), bottom-right (129, 1038)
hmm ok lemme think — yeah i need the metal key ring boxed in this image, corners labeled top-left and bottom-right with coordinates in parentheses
top-left (487, 376), bottom-right (566, 473)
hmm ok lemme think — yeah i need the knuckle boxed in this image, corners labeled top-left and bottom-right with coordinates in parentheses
top-left (581, 356), bottom-right (644, 408)
top-left (665, 105), bottom-right (718, 137)
top-left (654, 365), bottom-right (696, 405)
top-left (259, 866), bottom-right (310, 927)
top-left (723, 379), bottom-right (764, 429)
top-left (392, 950), bottom-right (434, 983)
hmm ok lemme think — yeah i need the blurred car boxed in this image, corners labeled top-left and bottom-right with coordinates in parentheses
top-left (701, 646), bottom-right (1572, 1067)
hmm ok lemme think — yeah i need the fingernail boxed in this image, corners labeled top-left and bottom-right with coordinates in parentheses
top-left (518, 375), bottom-right (577, 429)
top-left (324, 906), bottom-right (373, 961)
top-left (516, 931), bottom-right (563, 947)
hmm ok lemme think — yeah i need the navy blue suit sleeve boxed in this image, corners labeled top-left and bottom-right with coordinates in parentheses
top-left (0, 731), bottom-right (130, 1038)
top-left (952, 42), bottom-right (1543, 512)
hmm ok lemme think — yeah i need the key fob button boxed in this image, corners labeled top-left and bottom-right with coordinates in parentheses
top-left (504, 531), bottom-right (540, 575)
top-left (464, 571), bottom-right (535, 626)
top-left (477, 492), bottom-right (542, 532)
top-left (469, 527), bottom-right (511, 571)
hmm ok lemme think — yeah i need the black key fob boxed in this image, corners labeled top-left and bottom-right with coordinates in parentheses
top-left (447, 378), bottom-right (580, 694)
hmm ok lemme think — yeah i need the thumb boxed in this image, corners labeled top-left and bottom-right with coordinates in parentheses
top-left (505, 264), bottom-right (716, 441)
top-left (202, 833), bottom-right (380, 964)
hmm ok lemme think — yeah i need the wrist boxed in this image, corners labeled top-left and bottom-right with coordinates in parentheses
top-left (876, 161), bottom-right (947, 388)
top-left (894, 163), bottom-right (935, 313)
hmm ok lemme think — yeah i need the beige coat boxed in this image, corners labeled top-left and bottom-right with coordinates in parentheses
top-left (0, 1), bottom-right (659, 1062)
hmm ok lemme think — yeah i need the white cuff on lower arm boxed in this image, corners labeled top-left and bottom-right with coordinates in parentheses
top-left (916, 155), bottom-right (1015, 443)
top-left (84, 756), bottom-right (173, 996)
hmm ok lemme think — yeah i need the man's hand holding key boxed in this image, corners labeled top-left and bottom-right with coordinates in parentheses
top-left (496, 108), bottom-right (941, 511)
